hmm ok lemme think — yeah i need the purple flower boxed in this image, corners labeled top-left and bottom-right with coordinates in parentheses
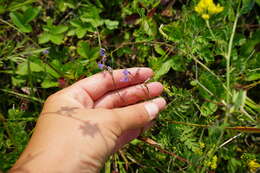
top-left (107, 66), bottom-right (113, 72)
top-left (123, 69), bottom-right (130, 75)
top-left (100, 48), bottom-right (106, 57)
top-left (43, 49), bottom-right (49, 55)
top-left (98, 63), bottom-right (104, 69)
top-left (120, 69), bottom-right (130, 82)
top-left (120, 76), bottom-right (129, 82)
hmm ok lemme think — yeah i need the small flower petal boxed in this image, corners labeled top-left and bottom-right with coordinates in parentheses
top-left (98, 63), bottom-right (104, 69)
top-left (43, 49), bottom-right (49, 55)
top-left (120, 76), bottom-right (129, 82)
top-left (100, 48), bottom-right (106, 57)
top-left (122, 69), bottom-right (130, 75)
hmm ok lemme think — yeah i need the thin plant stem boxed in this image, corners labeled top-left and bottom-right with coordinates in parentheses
top-left (218, 133), bottom-right (242, 149)
top-left (96, 28), bottom-right (102, 49)
top-left (226, 13), bottom-right (239, 104)
top-left (0, 89), bottom-right (44, 103)
top-left (205, 20), bottom-right (216, 39)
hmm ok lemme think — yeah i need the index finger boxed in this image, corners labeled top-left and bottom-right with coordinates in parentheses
top-left (70, 67), bottom-right (153, 101)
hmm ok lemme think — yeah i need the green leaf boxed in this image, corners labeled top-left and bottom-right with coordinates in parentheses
top-left (51, 25), bottom-right (68, 34)
top-left (104, 19), bottom-right (119, 30)
top-left (23, 7), bottom-right (40, 23)
top-left (154, 56), bottom-right (186, 79)
top-left (77, 41), bottom-right (99, 59)
top-left (246, 73), bottom-right (260, 81)
top-left (57, 0), bottom-right (76, 12)
top-left (49, 34), bottom-right (64, 45)
top-left (154, 45), bottom-right (165, 56)
top-left (16, 61), bottom-right (44, 75)
top-left (77, 41), bottom-right (90, 58)
top-left (232, 90), bottom-right (247, 111)
top-left (8, 0), bottom-right (36, 11)
top-left (41, 79), bottom-right (58, 88)
top-left (199, 72), bottom-right (225, 99)
top-left (241, 0), bottom-right (255, 14)
top-left (30, 62), bottom-right (44, 72)
top-left (69, 20), bottom-right (94, 38)
top-left (240, 30), bottom-right (260, 57)
top-left (10, 12), bottom-right (32, 33)
top-left (67, 29), bottom-right (76, 36)
top-left (70, 19), bottom-right (82, 27)
top-left (159, 22), bottom-right (182, 42)
top-left (141, 18), bottom-right (157, 37)
top-left (38, 32), bottom-right (50, 44)
top-left (256, 0), bottom-right (260, 6)
top-left (200, 102), bottom-right (218, 117)
top-left (154, 59), bottom-right (173, 80)
top-left (76, 28), bottom-right (87, 39)
top-left (12, 76), bottom-right (26, 86)
top-left (80, 5), bottom-right (104, 27)
top-left (170, 56), bottom-right (186, 72)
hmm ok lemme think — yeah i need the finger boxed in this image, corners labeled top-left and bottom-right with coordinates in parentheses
top-left (94, 82), bottom-right (164, 108)
top-left (69, 67), bottom-right (153, 101)
top-left (114, 97), bottom-right (166, 131)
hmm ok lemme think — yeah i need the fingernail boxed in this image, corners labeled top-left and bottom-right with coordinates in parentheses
top-left (145, 103), bottom-right (159, 120)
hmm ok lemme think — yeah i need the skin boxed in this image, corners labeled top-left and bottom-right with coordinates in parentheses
top-left (10, 67), bottom-right (166, 173)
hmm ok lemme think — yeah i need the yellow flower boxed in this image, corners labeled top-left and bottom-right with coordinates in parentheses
top-left (208, 4), bottom-right (224, 14)
top-left (202, 14), bottom-right (210, 20)
top-left (210, 155), bottom-right (218, 169)
top-left (248, 160), bottom-right (260, 173)
top-left (199, 142), bottom-right (205, 149)
top-left (204, 155), bottom-right (218, 169)
top-left (194, 0), bottom-right (224, 20)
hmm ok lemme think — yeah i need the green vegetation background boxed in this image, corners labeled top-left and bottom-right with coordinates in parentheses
top-left (0, 0), bottom-right (259, 172)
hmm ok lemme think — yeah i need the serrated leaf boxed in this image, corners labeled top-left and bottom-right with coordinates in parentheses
top-left (199, 72), bottom-right (225, 99)
top-left (201, 102), bottom-right (218, 117)
top-left (104, 19), bottom-right (119, 30)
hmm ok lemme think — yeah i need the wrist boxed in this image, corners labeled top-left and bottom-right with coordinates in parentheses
top-left (11, 113), bottom-right (103, 173)
top-left (11, 145), bottom-right (102, 173)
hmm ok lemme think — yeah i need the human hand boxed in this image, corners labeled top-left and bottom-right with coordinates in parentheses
top-left (11, 67), bottom-right (166, 173)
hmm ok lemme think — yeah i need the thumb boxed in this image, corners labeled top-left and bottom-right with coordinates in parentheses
top-left (114, 97), bottom-right (166, 131)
